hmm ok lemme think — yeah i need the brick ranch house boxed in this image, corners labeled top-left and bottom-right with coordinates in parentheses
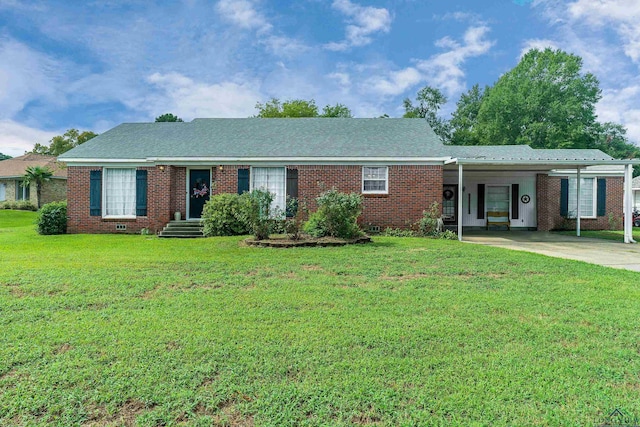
top-left (0, 153), bottom-right (67, 207)
top-left (58, 118), bottom-right (640, 241)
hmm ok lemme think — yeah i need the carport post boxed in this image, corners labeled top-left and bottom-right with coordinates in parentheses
top-left (576, 167), bottom-right (581, 237)
top-left (458, 163), bottom-right (463, 241)
top-left (624, 163), bottom-right (634, 243)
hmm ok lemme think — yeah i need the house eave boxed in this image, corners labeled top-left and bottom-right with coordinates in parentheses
top-left (60, 156), bottom-right (453, 166)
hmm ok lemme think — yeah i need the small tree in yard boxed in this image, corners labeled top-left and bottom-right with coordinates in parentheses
top-left (22, 166), bottom-right (53, 209)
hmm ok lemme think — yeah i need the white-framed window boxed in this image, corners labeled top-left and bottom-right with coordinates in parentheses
top-left (251, 167), bottom-right (286, 216)
top-left (568, 177), bottom-right (596, 218)
top-left (15, 180), bottom-right (29, 201)
top-left (362, 166), bottom-right (388, 194)
top-left (103, 168), bottom-right (136, 218)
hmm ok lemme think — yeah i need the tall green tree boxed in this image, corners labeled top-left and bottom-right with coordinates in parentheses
top-left (0, 153), bottom-right (11, 160)
top-left (155, 113), bottom-right (184, 122)
top-left (473, 48), bottom-right (601, 149)
top-left (320, 103), bottom-right (353, 118)
top-left (31, 129), bottom-right (98, 156)
top-left (449, 84), bottom-right (485, 146)
top-left (403, 86), bottom-right (451, 141)
top-left (22, 166), bottom-right (53, 209)
top-left (254, 98), bottom-right (353, 118)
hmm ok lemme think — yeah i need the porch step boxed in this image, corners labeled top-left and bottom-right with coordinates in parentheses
top-left (158, 220), bottom-right (204, 238)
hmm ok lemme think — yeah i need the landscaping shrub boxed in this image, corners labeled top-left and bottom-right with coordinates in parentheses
top-left (36, 201), bottom-right (67, 235)
top-left (0, 200), bottom-right (37, 211)
top-left (417, 202), bottom-right (442, 236)
top-left (383, 227), bottom-right (416, 237)
top-left (237, 189), bottom-right (275, 240)
top-left (201, 193), bottom-right (249, 237)
top-left (303, 189), bottom-right (363, 239)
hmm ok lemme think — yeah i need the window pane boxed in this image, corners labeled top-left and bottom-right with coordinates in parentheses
top-left (252, 167), bottom-right (286, 216)
top-left (105, 168), bottom-right (136, 216)
top-left (364, 167), bottom-right (385, 180)
top-left (568, 178), bottom-right (594, 217)
top-left (363, 167), bottom-right (387, 192)
top-left (364, 180), bottom-right (386, 192)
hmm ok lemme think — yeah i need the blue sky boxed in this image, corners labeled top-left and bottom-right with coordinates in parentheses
top-left (1, 0), bottom-right (640, 156)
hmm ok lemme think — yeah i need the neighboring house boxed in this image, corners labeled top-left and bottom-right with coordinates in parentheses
top-left (58, 119), bottom-right (639, 240)
top-left (0, 153), bottom-right (67, 206)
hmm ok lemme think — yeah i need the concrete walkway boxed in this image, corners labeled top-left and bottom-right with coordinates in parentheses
top-left (463, 231), bottom-right (640, 272)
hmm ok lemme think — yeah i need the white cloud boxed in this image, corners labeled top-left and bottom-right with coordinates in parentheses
top-left (327, 72), bottom-right (351, 88)
top-left (324, 0), bottom-right (392, 51)
top-left (215, 0), bottom-right (271, 32)
top-left (215, 0), bottom-right (307, 57)
top-left (144, 72), bottom-right (261, 119)
top-left (597, 85), bottom-right (640, 143)
top-left (567, 0), bottom-right (640, 62)
top-left (0, 38), bottom-right (66, 118)
top-left (415, 25), bottom-right (494, 96)
top-left (366, 67), bottom-right (422, 96)
top-left (0, 120), bottom-right (59, 157)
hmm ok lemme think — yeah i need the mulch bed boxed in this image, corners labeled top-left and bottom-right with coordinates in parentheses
top-left (244, 235), bottom-right (372, 248)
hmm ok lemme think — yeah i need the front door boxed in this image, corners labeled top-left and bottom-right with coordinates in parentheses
top-left (442, 185), bottom-right (457, 224)
top-left (188, 169), bottom-right (211, 219)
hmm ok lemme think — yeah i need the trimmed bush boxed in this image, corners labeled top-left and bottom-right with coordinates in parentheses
top-left (201, 193), bottom-right (249, 237)
top-left (303, 189), bottom-right (363, 239)
top-left (36, 201), bottom-right (67, 235)
top-left (417, 202), bottom-right (441, 236)
top-left (0, 200), bottom-right (37, 211)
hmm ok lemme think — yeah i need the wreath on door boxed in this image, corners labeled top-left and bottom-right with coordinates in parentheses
top-left (443, 189), bottom-right (454, 200)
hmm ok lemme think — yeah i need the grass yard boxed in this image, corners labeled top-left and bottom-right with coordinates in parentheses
top-left (1, 210), bottom-right (640, 426)
top-left (557, 228), bottom-right (640, 242)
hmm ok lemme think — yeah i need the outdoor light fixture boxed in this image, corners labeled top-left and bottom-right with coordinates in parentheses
top-left (158, 165), bottom-right (165, 171)
top-left (219, 165), bottom-right (223, 171)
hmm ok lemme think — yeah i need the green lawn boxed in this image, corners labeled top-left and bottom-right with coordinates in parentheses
top-left (1, 210), bottom-right (640, 426)
top-left (557, 228), bottom-right (640, 242)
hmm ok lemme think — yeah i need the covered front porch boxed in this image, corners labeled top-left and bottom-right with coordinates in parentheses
top-left (443, 157), bottom-right (639, 243)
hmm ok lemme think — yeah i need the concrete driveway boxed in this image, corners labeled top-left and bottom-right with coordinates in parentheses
top-left (463, 231), bottom-right (640, 272)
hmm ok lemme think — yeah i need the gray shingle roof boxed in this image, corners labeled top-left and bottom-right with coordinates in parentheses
top-left (59, 118), bottom-right (617, 163)
top-left (60, 118), bottom-right (451, 160)
top-left (633, 176), bottom-right (640, 189)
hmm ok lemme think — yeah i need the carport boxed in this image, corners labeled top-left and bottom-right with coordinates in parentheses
top-left (443, 148), bottom-right (640, 243)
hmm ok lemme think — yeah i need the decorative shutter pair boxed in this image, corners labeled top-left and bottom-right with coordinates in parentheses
top-left (560, 178), bottom-right (606, 217)
top-left (237, 168), bottom-right (298, 216)
top-left (89, 170), bottom-right (147, 216)
top-left (476, 184), bottom-right (520, 220)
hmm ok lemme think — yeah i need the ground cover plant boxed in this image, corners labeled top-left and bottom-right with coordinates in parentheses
top-left (1, 210), bottom-right (640, 426)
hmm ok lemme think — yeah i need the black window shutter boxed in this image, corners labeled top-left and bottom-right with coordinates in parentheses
top-left (560, 178), bottom-right (569, 217)
top-left (238, 169), bottom-right (250, 194)
top-left (597, 178), bottom-right (606, 216)
top-left (286, 169), bottom-right (299, 218)
top-left (90, 170), bottom-right (102, 216)
top-left (511, 184), bottom-right (519, 220)
top-left (136, 170), bottom-right (148, 216)
top-left (286, 169), bottom-right (298, 198)
top-left (477, 184), bottom-right (485, 219)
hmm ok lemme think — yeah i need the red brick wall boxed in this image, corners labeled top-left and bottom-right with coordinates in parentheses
top-left (67, 166), bottom-right (172, 234)
top-left (213, 165), bottom-right (443, 229)
top-left (537, 174), bottom-right (623, 231)
top-left (67, 164), bottom-right (443, 233)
